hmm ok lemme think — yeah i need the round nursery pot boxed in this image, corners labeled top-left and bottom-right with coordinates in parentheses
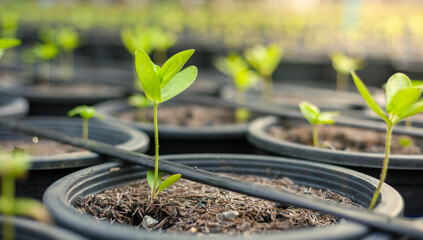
top-left (0, 74), bottom-right (129, 116)
top-left (0, 116), bottom-right (149, 200)
top-left (0, 216), bottom-right (87, 240)
top-left (220, 83), bottom-right (368, 114)
top-left (0, 94), bottom-right (29, 118)
top-left (43, 154), bottom-right (403, 240)
top-left (248, 116), bottom-right (423, 216)
top-left (94, 97), bottom-right (256, 154)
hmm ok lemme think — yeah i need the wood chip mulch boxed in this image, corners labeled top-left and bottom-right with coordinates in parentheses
top-left (269, 123), bottom-right (423, 154)
top-left (75, 173), bottom-right (361, 236)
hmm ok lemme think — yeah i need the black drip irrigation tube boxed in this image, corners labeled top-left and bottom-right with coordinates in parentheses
top-left (0, 119), bottom-right (422, 239)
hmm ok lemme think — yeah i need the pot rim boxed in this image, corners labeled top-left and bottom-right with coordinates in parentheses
top-left (43, 153), bottom-right (403, 240)
top-left (0, 216), bottom-right (87, 240)
top-left (0, 94), bottom-right (29, 118)
top-left (3, 116), bottom-right (149, 170)
top-left (248, 116), bottom-right (423, 169)
top-left (95, 98), bottom-right (249, 139)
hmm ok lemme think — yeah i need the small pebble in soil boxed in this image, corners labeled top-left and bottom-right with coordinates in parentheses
top-left (142, 215), bottom-right (158, 229)
top-left (222, 211), bottom-right (239, 220)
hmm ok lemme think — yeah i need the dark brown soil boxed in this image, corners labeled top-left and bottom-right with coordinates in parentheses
top-left (269, 123), bottom-right (423, 154)
top-left (118, 105), bottom-right (237, 126)
top-left (0, 138), bottom-right (84, 155)
top-left (75, 174), bottom-right (360, 236)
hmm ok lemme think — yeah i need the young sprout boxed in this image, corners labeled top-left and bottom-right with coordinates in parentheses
top-left (32, 42), bottom-right (59, 83)
top-left (299, 101), bottom-right (339, 147)
top-left (128, 93), bottom-right (152, 122)
top-left (330, 52), bottom-right (362, 91)
top-left (351, 71), bottom-right (423, 210)
top-left (0, 150), bottom-right (51, 240)
top-left (0, 38), bottom-right (20, 58)
top-left (150, 28), bottom-right (176, 65)
top-left (215, 54), bottom-right (258, 123)
top-left (244, 44), bottom-right (282, 101)
top-left (135, 48), bottom-right (197, 204)
top-left (56, 28), bottom-right (80, 79)
top-left (67, 106), bottom-right (102, 139)
top-left (121, 27), bottom-right (155, 91)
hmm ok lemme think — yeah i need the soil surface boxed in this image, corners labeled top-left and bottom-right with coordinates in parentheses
top-left (0, 138), bottom-right (83, 155)
top-left (25, 83), bottom-right (121, 97)
top-left (118, 104), bottom-right (238, 126)
top-left (75, 174), bottom-right (360, 236)
top-left (269, 123), bottom-right (423, 154)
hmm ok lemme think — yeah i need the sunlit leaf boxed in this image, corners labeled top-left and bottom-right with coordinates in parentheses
top-left (157, 174), bottom-right (181, 194)
top-left (0, 38), bottom-right (21, 50)
top-left (135, 48), bottom-right (161, 103)
top-left (385, 73), bottom-right (411, 109)
top-left (386, 88), bottom-right (420, 116)
top-left (160, 66), bottom-right (198, 103)
top-left (351, 71), bottom-right (389, 122)
top-left (159, 49), bottom-right (194, 87)
top-left (299, 101), bottom-right (320, 125)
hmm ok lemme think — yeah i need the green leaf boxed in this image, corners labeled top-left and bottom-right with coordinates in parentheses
top-left (299, 101), bottom-right (320, 125)
top-left (398, 99), bottom-right (423, 120)
top-left (157, 174), bottom-right (181, 194)
top-left (351, 71), bottom-right (389, 122)
top-left (146, 170), bottom-right (162, 191)
top-left (0, 38), bottom-right (21, 50)
top-left (386, 73), bottom-right (412, 110)
top-left (159, 49), bottom-right (194, 88)
top-left (386, 88), bottom-right (420, 116)
top-left (146, 169), bottom-right (154, 190)
top-left (135, 48), bottom-right (161, 103)
top-left (160, 66), bottom-right (198, 103)
top-left (411, 80), bottom-right (423, 89)
top-left (67, 105), bottom-right (96, 120)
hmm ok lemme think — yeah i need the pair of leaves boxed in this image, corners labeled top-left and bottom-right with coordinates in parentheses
top-left (331, 52), bottom-right (362, 74)
top-left (351, 72), bottom-right (423, 124)
top-left (299, 101), bottom-right (338, 125)
top-left (135, 48), bottom-right (198, 104)
top-left (214, 54), bottom-right (257, 92)
top-left (56, 28), bottom-right (80, 51)
top-left (244, 44), bottom-right (283, 77)
top-left (146, 170), bottom-right (181, 197)
top-left (68, 105), bottom-right (101, 120)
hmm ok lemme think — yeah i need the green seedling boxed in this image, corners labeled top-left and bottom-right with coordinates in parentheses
top-left (215, 54), bottom-right (258, 123)
top-left (299, 101), bottom-right (339, 147)
top-left (56, 28), bottom-right (80, 79)
top-left (0, 150), bottom-right (51, 240)
top-left (135, 48), bottom-right (197, 204)
top-left (351, 71), bottom-right (423, 210)
top-left (68, 106), bottom-right (102, 139)
top-left (331, 52), bottom-right (362, 91)
top-left (244, 44), bottom-right (282, 101)
top-left (32, 42), bottom-right (59, 83)
top-left (128, 93), bottom-right (153, 122)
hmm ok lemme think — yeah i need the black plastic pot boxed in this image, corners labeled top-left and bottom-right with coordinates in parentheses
top-left (220, 83), bottom-right (368, 114)
top-left (0, 94), bottom-right (29, 118)
top-left (0, 73), bottom-right (129, 116)
top-left (0, 116), bottom-right (149, 200)
top-left (94, 97), bottom-right (256, 154)
top-left (248, 116), bottom-right (423, 216)
top-left (43, 154), bottom-right (403, 240)
top-left (0, 216), bottom-right (87, 240)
